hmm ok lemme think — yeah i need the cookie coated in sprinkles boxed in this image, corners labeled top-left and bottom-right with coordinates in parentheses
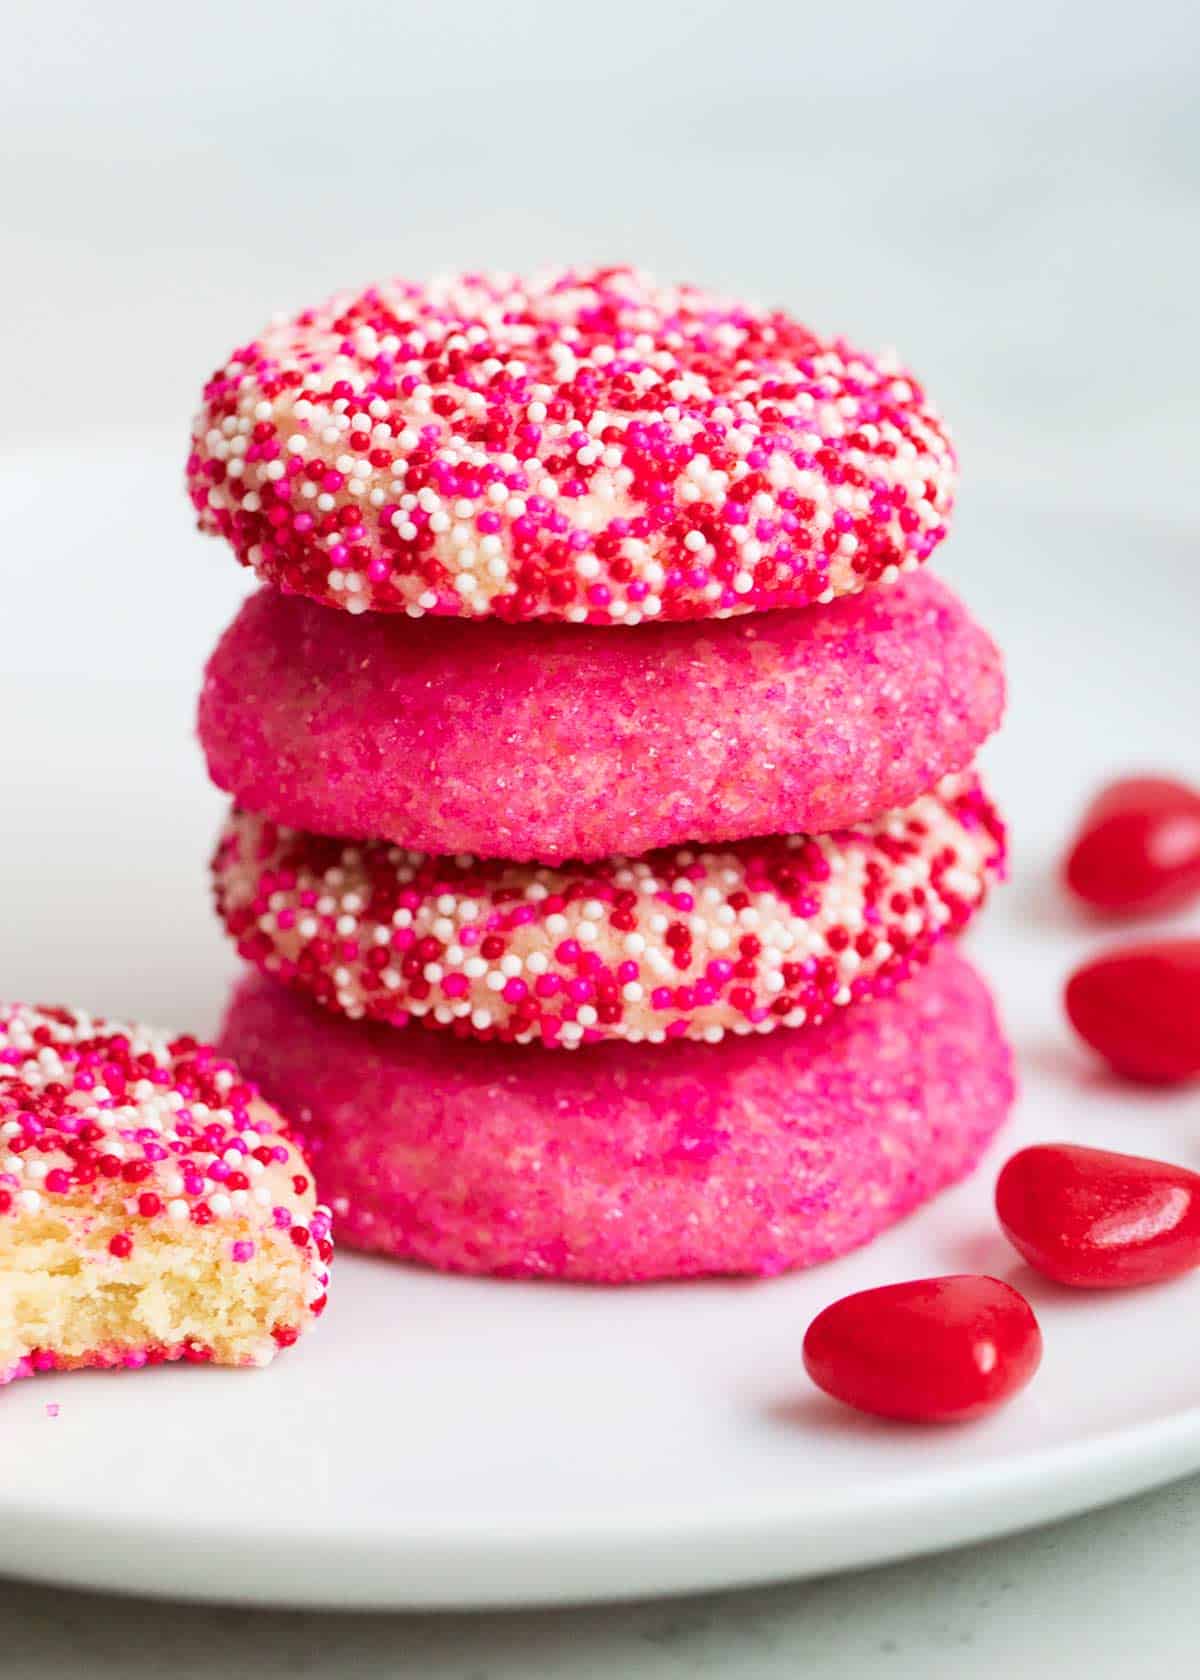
top-left (188, 266), bottom-right (956, 624)
top-left (0, 1003), bottom-right (331, 1380)
top-left (213, 775), bottom-right (1005, 1049)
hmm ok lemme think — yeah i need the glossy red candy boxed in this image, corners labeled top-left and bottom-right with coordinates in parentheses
top-left (1064, 776), bottom-right (1200, 916)
top-left (1065, 939), bottom-right (1200, 1084)
top-left (996, 1143), bottom-right (1200, 1289)
top-left (802, 1275), bottom-right (1042, 1424)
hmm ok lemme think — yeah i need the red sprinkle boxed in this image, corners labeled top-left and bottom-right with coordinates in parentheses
top-left (1065, 940), bottom-right (1200, 1085)
top-left (997, 1144), bottom-right (1200, 1288)
top-left (108, 1233), bottom-right (134, 1259)
top-left (1065, 776), bottom-right (1200, 916)
top-left (803, 1275), bottom-right (1042, 1423)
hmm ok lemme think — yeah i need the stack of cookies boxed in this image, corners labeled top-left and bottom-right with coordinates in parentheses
top-left (190, 267), bottom-right (1013, 1283)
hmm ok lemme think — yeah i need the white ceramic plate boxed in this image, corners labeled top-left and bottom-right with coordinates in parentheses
top-left (2, 446), bottom-right (1199, 1608)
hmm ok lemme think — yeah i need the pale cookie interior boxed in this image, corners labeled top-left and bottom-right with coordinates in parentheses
top-left (2, 1195), bottom-right (313, 1380)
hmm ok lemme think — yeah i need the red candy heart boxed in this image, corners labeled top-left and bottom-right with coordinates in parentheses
top-left (1065, 939), bottom-right (1200, 1084)
top-left (997, 1144), bottom-right (1200, 1288)
top-left (802, 1275), bottom-right (1042, 1423)
top-left (1064, 776), bottom-right (1200, 916)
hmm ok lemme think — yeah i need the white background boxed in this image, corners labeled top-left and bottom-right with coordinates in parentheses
top-left (3, 0), bottom-right (1200, 1670)
top-left (4, 0), bottom-right (1198, 512)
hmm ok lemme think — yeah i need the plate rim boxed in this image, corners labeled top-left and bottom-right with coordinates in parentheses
top-left (4, 1401), bottom-right (1200, 1608)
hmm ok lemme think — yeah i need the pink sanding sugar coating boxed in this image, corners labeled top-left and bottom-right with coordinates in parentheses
top-left (199, 571), bottom-right (1004, 863)
top-left (219, 948), bottom-right (1013, 1283)
top-left (187, 266), bottom-right (955, 624)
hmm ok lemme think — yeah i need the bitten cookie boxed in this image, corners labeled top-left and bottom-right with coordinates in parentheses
top-left (188, 266), bottom-right (955, 624)
top-left (0, 1003), bottom-right (331, 1385)
top-left (199, 571), bottom-right (1003, 862)
top-left (219, 948), bottom-right (1013, 1283)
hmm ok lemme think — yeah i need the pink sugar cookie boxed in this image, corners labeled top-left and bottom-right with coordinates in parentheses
top-left (187, 266), bottom-right (955, 625)
top-left (213, 775), bottom-right (1005, 1049)
top-left (0, 1003), bottom-right (331, 1385)
top-left (219, 948), bottom-right (1013, 1282)
top-left (199, 571), bottom-right (1003, 863)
